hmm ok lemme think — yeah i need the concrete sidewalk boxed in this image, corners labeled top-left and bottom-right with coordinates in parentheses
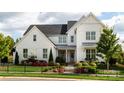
top-left (0, 76), bottom-right (82, 81)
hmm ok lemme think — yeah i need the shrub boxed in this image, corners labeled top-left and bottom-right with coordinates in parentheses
top-left (14, 52), bottom-right (19, 65)
top-left (32, 60), bottom-right (48, 66)
top-left (55, 63), bottom-right (60, 66)
top-left (89, 62), bottom-right (97, 67)
top-left (88, 67), bottom-right (97, 73)
top-left (74, 62), bottom-right (82, 67)
top-left (42, 68), bottom-right (49, 72)
top-left (55, 56), bottom-right (66, 65)
top-left (48, 62), bottom-right (55, 66)
top-left (48, 48), bottom-right (54, 64)
top-left (1, 56), bottom-right (8, 63)
top-left (74, 66), bottom-right (97, 74)
top-left (82, 62), bottom-right (89, 66)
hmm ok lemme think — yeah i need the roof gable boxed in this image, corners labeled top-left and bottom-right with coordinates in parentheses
top-left (14, 26), bottom-right (55, 47)
top-left (66, 12), bottom-right (105, 33)
top-left (83, 12), bottom-right (105, 27)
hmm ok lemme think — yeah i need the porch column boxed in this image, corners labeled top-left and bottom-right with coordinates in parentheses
top-left (66, 49), bottom-right (67, 63)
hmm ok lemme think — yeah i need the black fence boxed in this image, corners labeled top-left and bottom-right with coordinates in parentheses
top-left (0, 63), bottom-right (55, 73)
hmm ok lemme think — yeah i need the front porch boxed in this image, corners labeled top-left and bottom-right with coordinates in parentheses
top-left (56, 45), bottom-right (76, 64)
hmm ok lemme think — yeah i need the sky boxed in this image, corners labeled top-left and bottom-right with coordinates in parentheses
top-left (0, 12), bottom-right (124, 41)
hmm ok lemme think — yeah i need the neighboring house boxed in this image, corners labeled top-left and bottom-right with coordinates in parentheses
top-left (14, 12), bottom-right (105, 64)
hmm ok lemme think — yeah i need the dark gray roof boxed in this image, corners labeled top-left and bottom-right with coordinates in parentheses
top-left (67, 21), bottom-right (77, 30)
top-left (24, 24), bottom-right (67, 36)
top-left (24, 21), bottom-right (77, 36)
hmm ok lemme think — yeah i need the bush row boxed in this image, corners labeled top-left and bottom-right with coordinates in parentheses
top-left (74, 66), bottom-right (97, 74)
top-left (74, 62), bottom-right (97, 74)
top-left (74, 62), bottom-right (97, 67)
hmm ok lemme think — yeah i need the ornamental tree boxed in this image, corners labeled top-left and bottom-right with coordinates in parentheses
top-left (97, 28), bottom-right (122, 70)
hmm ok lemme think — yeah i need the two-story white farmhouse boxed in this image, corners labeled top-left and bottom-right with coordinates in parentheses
top-left (14, 13), bottom-right (105, 64)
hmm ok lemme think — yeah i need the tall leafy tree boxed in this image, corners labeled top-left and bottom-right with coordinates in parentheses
top-left (0, 33), bottom-right (14, 62)
top-left (5, 36), bottom-right (14, 50)
top-left (97, 28), bottom-right (121, 70)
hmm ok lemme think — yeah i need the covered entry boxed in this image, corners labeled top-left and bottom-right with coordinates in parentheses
top-left (56, 45), bottom-right (76, 63)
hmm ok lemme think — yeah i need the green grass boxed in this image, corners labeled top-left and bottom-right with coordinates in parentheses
top-left (0, 66), bottom-right (54, 72)
top-left (0, 73), bottom-right (124, 81)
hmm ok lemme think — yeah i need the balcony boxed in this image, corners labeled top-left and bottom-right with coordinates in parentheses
top-left (82, 42), bottom-right (97, 47)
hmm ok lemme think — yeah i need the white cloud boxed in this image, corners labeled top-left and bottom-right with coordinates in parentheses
top-left (0, 12), bottom-right (41, 37)
top-left (102, 14), bottom-right (124, 40)
top-left (102, 14), bottom-right (124, 27)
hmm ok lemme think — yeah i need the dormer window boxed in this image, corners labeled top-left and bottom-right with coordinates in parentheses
top-left (33, 35), bottom-right (36, 41)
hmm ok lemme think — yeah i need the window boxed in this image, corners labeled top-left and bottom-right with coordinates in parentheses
top-left (59, 36), bottom-right (66, 43)
top-left (23, 49), bottom-right (28, 58)
top-left (86, 32), bottom-right (90, 40)
top-left (43, 49), bottom-right (47, 58)
top-left (33, 35), bottom-right (36, 41)
top-left (86, 31), bottom-right (96, 40)
top-left (91, 32), bottom-right (96, 40)
top-left (86, 49), bottom-right (90, 59)
top-left (86, 49), bottom-right (96, 60)
top-left (71, 36), bottom-right (74, 43)
top-left (59, 36), bottom-right (62, 43)
top-left (63, 36), bottom-right (66, 43)
top-left (91, 49), bottom-right (96, 59)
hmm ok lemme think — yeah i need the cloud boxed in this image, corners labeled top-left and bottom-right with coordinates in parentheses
top-left (0, 12), bottom-right (102, 40)
top-left (0, 12), bottom-right (124, 41)
top-left (0, 12), bottom-right (41, 38)
top-left (38, 12), bottom-right (102, 24)
top-left (0, 12), bottom-right (21, 22)
top-left (102, 14), bottom-right (124, 40)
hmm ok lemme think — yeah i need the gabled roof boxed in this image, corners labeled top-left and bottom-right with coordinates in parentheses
top-left (67, 21), bottom-right (77, 30)
top-left (24, 24), bottom-right (68, 36)
top-left (23, 12), bottom-right (105, 36)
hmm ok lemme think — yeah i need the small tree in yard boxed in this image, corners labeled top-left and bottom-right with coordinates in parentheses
top-left (97, 28), bottom-right (122, 70)
top-left (48, 48), bottom-right (54, 65)
top-left (15, 52), bottom-right (19, 65)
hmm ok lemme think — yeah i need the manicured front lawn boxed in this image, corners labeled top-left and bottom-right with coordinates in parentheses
top-left (0, 66), bottom-right (54, 72)
top-left (0, 73), bottom-right (124, 81)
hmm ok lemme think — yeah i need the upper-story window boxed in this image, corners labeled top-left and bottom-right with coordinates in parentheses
top-left (86, 32), bottom-right (90, 40)
top-left (33, 35), bottom-right (36, 41)
top-left (91, 32), bottom-right (96, 40)
top-left (86, 31), bottom-right (96, 40)
top-left (71, 36), bottom-right (74, 43)
top-left (59, 36), bottom-right (66, 43)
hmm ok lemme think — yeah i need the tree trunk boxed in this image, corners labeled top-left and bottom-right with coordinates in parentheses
top-left (106, 58), bottom-right (110, 70)
top-left (107, 61), bottom-right (109, 70)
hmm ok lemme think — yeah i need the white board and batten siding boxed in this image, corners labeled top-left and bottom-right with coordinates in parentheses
top-left (15, 26), bottom-right (56, 63)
